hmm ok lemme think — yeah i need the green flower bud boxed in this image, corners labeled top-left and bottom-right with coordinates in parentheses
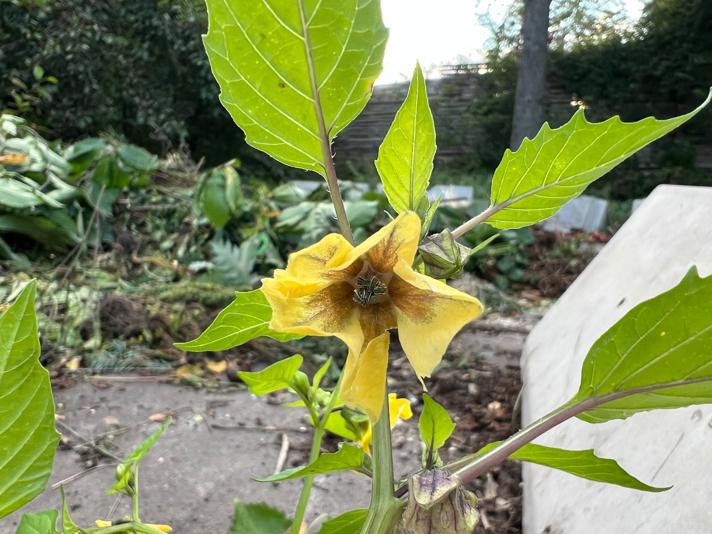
top-left (400, 469), bottom-right (479, 534)
top-left (418, 230), bottom-right (472, 280)
top-left (290, 370), bottom-right (311, 400)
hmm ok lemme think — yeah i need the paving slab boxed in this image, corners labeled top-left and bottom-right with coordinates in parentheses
top-left (521, 185), bottom-right (712, 534)
top-left (541, 194), bottom-right (608, 233)
top-left (2, 381), bottom-right (421, 533)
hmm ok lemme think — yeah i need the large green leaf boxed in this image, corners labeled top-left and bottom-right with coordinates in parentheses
top-left (477, 442), bottom-right (667, 492)
top-left (257, 443), bottom-right (364, 482)
top-left (176, 289), bottom-right (301, 352)
top-left (376, 63), bottom-right (436, 213)
top-left (203, 0), bottom-right (387, 174)
top-left (230, 501), bottom-right (291, 534)
top-left (484, 89), bottom-right (711, 229)
top-left (0, 281), bottom-right (60, 518)
top-left (573, 266), bottom-right (712, 423)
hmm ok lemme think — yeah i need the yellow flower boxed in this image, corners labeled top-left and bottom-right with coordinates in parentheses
top-left (359, 393), bottom-right (413, 452)
top-left (261, 212), bottom-right (483, 420)
top-left (95, 519), bottom-right (173, 532)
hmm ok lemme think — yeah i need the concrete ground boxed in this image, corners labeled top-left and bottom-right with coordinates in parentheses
top-left (3, 381), bottom-right (421, 533)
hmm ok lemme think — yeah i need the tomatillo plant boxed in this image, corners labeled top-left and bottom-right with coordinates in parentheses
top-left (2, 1), bottom-right (712, 533)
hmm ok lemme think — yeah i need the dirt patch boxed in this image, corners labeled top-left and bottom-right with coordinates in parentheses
top-left (379, 311), bottom-right (533, 533)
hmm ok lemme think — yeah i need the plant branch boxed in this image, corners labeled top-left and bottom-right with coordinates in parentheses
top-left (451, 203), bottom-right (497, 239)
top-left (290, 373), bottom-right (345, 533)
top-left (297, 0), bottom-right (353, 243)
top-left (449, 375), bottom-right (712, 484)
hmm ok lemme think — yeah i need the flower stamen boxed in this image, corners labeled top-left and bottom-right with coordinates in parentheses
top-left (353, 274), bottom-right (388, 307)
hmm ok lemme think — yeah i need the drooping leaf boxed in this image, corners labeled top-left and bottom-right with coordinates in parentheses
top-left (203, 0), bottom-right (387, 174)
top-left (108, 419), bottom-right (171, 495)
top-left (0, 281), bottom-right (60, 519)
top-left (484, 89), bottom-right (711, 229)
top-left (16, 510), bottom-right (59, 534)
top-left (419, 394), bottom-right (455, 467)
top-left (257, 443), bottom-right (364, 482)
top-left (230, 501), bottom-right (291, 534)
top-left (476, 442), bottom-right (668, 492)
top-left (176, 289), bottom-right (301, 352)
top-left (572, 266), bottom-right (712, 423)
top-left (376, 63), bottom-right (436, 213)
top-left (318, 508), bottom-right (367, 534)
top-left (238, 354), bottom-right (303, 395)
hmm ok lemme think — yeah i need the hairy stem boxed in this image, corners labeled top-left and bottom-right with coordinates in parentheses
top-left (450, 204), bottom-right (497, 239)
top-left (297, 0), bottom-right (353, 243)
top-left (290, 374), bottom-right (345, 533)
top-left (360, 390), bottom-right (402, 534)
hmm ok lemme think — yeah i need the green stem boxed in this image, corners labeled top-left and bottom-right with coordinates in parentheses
top-left (131, 466), bottom-right (140, 522)
top-left (290, 374), bottom-right (345, 533)
top-left (360, 391), bottom-right (402, 534)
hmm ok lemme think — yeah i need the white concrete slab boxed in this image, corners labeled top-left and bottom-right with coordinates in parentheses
top-left (428, 185), bottom-right (473, 208)
top-left (521, 185), bottom-right (712, 534)
top-left (541, 194), bottom-right (608, 232)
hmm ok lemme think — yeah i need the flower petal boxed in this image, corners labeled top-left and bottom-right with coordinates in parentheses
top-left (262, 278), bottom-right (364, 354)
top-left (280, 232), bottom-right (354, 283)
top-left (390, 259), bottom-right (483, 378)
top-left (388, 393), bottom-right (413, 423)
top-left (339, 212), bottom-right (421, 273)
top-left (341, 332), bottom-right (390, 421)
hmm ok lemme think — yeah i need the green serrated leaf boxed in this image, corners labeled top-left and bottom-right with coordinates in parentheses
top-left (376, 63), bottom-right (436, 213)
top-left (318, 508), bottom-right (367, 534)
top-left (572, 266), bottom-right (712, 423)
top-left (485, 89), bottom-right (711, 229)
top-left (230, 501), bottom-right (291, 534)
top-left (257, 443), bottom-right (364, 482)
top-left (419, 394), bottom-right (455, 463)
top-left (16, 510), bottom-right (59, 534)
top-left (176, 289), bottom-right (301, 352)
top-left (238, 354), bottom-right (303, 396)
top-left (203, 0), bottom-right (387, 175)
top-left (477, 442), bottom-right (668, 492)
top-left (0, 281), bottom-right (60, 519)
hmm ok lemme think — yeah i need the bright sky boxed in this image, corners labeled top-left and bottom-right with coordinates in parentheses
top-left (378, 0), bottom-right (646, 85)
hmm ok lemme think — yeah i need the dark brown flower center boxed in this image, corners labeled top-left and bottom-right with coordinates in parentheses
top-left (352, 262), bottom-right (391, 307)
